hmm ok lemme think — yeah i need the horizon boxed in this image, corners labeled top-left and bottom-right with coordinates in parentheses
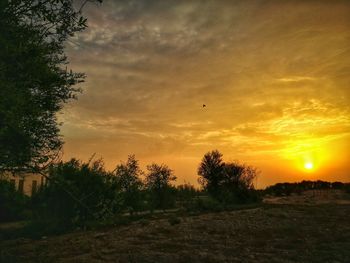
top-left (61, 0), bottom-right (349, 188)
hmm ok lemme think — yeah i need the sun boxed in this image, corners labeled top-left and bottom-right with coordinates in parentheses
top-left (304, 162), bottom-right (314, 170)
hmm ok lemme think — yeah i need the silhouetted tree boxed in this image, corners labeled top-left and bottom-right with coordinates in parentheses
top-left (220, 162), bottom-right (259, 203)
top-left (113, 155), bottom-right (144, 214)
top-left (197, 150), bottom-right (225, 198)
top-left (0, 0), bottom-right (102, 174)
top-left (198, 150), bottom-right (259, 203)
top-left (145, 163), bottom-right (176, 210)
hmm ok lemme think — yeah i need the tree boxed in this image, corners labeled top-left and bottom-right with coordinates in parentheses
top-left (145, 163), bottom-right (176, 210)
top-left (113, 155), bottom-right (144, 213)
top-left (221, 162), bottom-right (259, 203)
top-left (198, 150), bottom-right (259, 203)
top-left (0, 0), bottom-right (102, 174)
top-left (223, 162), bottom-right (256, 190)
top-left (197, 150), bottom-right (225, 198)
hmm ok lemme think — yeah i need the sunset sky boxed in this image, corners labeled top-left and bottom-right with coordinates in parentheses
top-left (61, 0), bottom-right (350, 188)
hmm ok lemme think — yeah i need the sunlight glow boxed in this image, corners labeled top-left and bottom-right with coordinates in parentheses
top-left (304, 162), bottom-right (313, 170)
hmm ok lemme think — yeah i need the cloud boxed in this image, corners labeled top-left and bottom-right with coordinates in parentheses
top-left (61, 0), bottom-right (350, 186)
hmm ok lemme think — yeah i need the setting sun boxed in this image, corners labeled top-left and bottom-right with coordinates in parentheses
top-left (304, 162), bottom-right (314, 170)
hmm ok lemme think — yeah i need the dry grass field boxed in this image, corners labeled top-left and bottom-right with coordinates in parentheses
top-left (1, 191), bottom-right (349, 263)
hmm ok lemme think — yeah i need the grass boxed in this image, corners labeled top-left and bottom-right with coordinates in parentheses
top-left (1, 193), bottom-right (349, 262)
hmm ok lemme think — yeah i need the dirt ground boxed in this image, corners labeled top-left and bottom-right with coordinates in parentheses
top-left (1, 191), bottom-right (349, 263)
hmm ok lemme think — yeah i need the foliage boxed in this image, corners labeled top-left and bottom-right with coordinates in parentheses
top-left (145, 163), bottom-right (177, 210)
top-left (113, 155), bottom-right (144, 214)
top-left (0, 177), bottom-right (28, 222)
top-left (31, 158), bottom-right (120, 227)
top-left (0, 0), bottom-right (101, 174)
top-left (168, 215), bottom-right (181, 226)
top-left (264, 180), bottom-right (350, 196)
top-left (198, 150), bottom-right (259, 204)
top-left (176, 183), bottom-right (199, 210)
top-left (197, 150), bottom-right (225, 198)
top-left (192, 196), bottom-right (223, 212)
top-left (220, 162), bottom-right (260, 204)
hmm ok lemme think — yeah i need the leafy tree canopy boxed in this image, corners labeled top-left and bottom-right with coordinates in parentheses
top-left (198, 150), bottom-right (259, 203)
top-left (145, 163), bottom-right (177, 210)
top-left (145, 163), bottom-right (176, 191)
top-left (197, 150), bottom-right (225, 195)
top-left (0, 0), bottom-right (101, 174)
top-left (114, 155), bottom-right (143, 192)
top-left (113, 155), bottom-right (144, 212)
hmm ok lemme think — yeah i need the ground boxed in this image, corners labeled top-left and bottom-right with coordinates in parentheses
top-left (1, 190), bottom-right (349, 263)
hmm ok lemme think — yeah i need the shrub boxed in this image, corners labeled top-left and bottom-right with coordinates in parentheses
top-left (168, 215), bottom-right (181, 226)
top-left (192, 196), bottom-right (223, 212)
top-left (345, 183), bottom-right (350, 194)
top-left (0, 178), bottom-right (28, 222)
top-left (176, 183), bottom-right (198, 209)
top-left (31, 158), bottom-right (121, 228)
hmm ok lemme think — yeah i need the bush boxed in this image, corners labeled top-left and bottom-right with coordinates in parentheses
top-left (0, 178), bottom-right (29, 222)
top-left (176, 183), bottom-right (198, 209)
top-left (218, 187), bottom-right (261, 205)
top-left (31, 159), bottom-right (122, 228)
top-left (345, 183), bottom-right (350, 194)
top-left (168, 215), bottom-right (181, 226)
top-left (192, 196), bottom-right (223, 212)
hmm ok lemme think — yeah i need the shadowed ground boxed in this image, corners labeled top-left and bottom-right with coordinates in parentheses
top-left (1, 192), bottom-right (349, 263)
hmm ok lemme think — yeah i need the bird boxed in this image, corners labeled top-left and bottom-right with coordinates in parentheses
top-left (203, 104), bottom-right (206, 108)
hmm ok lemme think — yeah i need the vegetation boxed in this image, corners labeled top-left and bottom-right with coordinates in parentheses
top-left (31, 158), bottom-right (120, 230)
top-left (1, 3), bottom-right (348, 263)
top-left (176, 183), bottom-right (199, 210)
top-left (0, 176), bottom-right (28, 222)
top-left (0, 0), bottom-right (102, 174)
top-left (198, 150), bottom-right (260, 204)
top-left (113, 155), bottom-right (144, 214)
top-left (264, 180), bottom-right (350, 196)
top-left (145, 163), bottom-right (177, 210)
top-left (1, 143), bottom-right (348, 241)
top-left (2, 198), bottom-right (349, 263)
top-left (0, 149), bottom-right (265, 235)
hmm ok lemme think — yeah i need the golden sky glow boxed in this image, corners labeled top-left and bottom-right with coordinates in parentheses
top-left (61, 0), bottom-right (350, 187)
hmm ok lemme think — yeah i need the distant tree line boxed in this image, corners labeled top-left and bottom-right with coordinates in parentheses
top-left (0, 150), bottom-right (260, 230)
top-left (264, 180), bottom-right (350, 197)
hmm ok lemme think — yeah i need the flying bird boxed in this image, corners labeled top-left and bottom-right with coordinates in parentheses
top-left (203, 104), bottom-right (206, 108)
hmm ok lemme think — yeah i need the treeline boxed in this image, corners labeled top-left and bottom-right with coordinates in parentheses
top-left (0, 150), bottom-right (259, 232)
top-left (264, 180), bottom-right (350, 197)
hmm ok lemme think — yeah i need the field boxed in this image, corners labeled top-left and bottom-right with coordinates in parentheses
top-left (1, 191), bottom-right (349, 263)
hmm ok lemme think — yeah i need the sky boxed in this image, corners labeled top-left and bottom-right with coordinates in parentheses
top-left (61, 0), bottom-right (350, 188)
